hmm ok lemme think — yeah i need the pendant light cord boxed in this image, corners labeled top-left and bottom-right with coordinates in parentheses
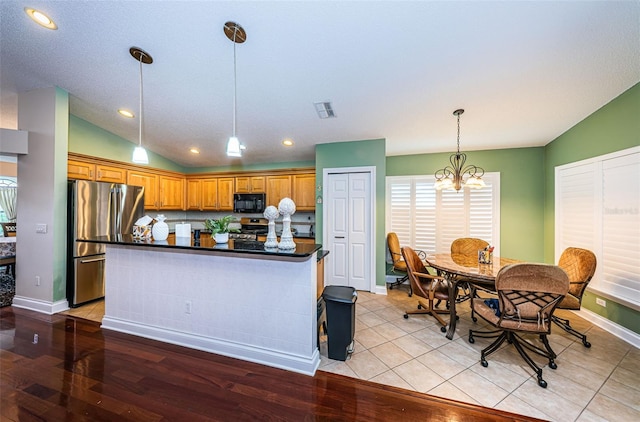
top-left (232, 27), bottom-right (237, 138)
top-left (456, 112), bottom-right (461, 154)
top-left (138, 53), bottom-right (144, 148)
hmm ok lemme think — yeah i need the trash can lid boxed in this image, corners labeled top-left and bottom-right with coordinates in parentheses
top-left (322, 285), bottom-right (357, 303)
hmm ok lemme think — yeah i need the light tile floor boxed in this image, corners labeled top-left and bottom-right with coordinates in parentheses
top-left (60, 291), bottom-right (639, 422)
top-left (318, 287), bottom-right (640, 422)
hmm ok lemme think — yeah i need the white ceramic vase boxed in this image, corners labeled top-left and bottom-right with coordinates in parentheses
top-left (152, 214), bottom-right (169, 241)
top-left (214, 232), bottom-right (229, 244)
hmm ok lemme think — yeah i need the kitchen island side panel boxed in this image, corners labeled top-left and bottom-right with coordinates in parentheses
top-left (102, 244), bottom-right (319, 375)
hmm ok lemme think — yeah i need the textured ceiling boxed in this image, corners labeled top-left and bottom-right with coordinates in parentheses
top-left (1, 1), bottom-right (638, 168)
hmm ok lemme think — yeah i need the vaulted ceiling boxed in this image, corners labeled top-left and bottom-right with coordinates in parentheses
top-left (1, 1), bottom-right (638, 167)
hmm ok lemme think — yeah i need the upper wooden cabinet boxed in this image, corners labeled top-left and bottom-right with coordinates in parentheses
top-left (68, 160), bottom-right (126, 184)
top-left (235, 176), bottom-right (265, 193)
top-left (159, 175), bottom-right (185, 210)
top-left (266, 175), bottom-right (292, 207)
top-left (292, 173), bottom-right (316, 211)
top-left (188, 177), bottom-right (234, 211)
top-left (68, 154), bottom-right (314, 213)
top-left (127, 170), bottom-right (160, 209)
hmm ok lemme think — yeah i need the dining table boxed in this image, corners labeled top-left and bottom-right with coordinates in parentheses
top-left (425, 253), bottom-right (520, 340)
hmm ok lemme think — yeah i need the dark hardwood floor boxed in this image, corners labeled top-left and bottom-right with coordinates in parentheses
top-left (0, 307), bottom-right (544, 421)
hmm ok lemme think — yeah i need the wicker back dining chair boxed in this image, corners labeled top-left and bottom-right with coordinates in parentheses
top-left (468, 263), bottom-right (569, 388)
top-left (401, 246), bottom-right (450, 331)
top-left (552, 247), bottom-right (597, 348)
top-left (451, 237), bottom-right (491, 319)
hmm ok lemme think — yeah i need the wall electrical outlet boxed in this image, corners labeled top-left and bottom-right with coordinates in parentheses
top-left (36, 224), bottom-right (47, 234)
top-left (185, 301), bottom-right (192, 314)
top-left (35, 276), bottom-right (41, 286)
top-left (595, 298), bottom-right (606, 307)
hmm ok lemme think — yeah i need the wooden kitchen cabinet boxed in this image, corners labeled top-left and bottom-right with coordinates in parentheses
top-left (68, 161), bottom-right (126, 183)
top-left (292, 173), bottom-right (316, 211)
top-left (235, 176), bottom-right (266, 193)
top-left (188, 177), bottom-right (234, 211)
top-left (68, 159), bottom-right (95, 180)
top-left (159, 175), bottom-right (185, 210)
top-left (266, 175), bottom-right (292, 206)
top-left (186, 179), bottom-right (202, 210)
top-left (127, 170), bottom-right (159, 209)
top-left (128, 171), bottom-right (184, 210)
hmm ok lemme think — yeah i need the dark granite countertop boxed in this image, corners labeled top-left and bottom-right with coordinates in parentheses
top-left (80, 235), bottom-right (322, 260)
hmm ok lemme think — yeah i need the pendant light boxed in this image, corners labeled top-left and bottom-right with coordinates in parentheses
top-left (130, 47), bottom-right (152, 164)
top-left (224, 22), bottom-right (246, 157)
top-left (434, 109), bottom-right (485, 191)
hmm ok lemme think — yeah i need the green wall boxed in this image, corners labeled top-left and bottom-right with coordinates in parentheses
top-left (387, 147), bottom-right (545, 261)
top-left (316, 139), bottom-right (387, 288)
top-left (544, 82), bottom-right (640, 333)
top-left (69, 114), bottom-right (315, 173)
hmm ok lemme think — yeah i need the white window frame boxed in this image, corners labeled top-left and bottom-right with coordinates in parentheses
top-left (386, 172), bottom-right (500, 256)
top-left (555, 146), bottom-right (640, 309)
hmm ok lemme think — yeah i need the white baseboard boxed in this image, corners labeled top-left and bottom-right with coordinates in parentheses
top-left (575, 308), bottom-right (640, 348)
top-left (102, 316), bottom-right (320, 376)
top-left (11, 296), bottom-right (69, 315)
top-left (375, 284), bottom-right (388, 295)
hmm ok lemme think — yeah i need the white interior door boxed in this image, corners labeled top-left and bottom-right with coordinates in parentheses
top-left (325, 171), bottom-right (372, 291)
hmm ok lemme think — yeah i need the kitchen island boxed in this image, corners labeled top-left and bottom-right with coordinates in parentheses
top-left (82, 235), bottom-right (322, 375)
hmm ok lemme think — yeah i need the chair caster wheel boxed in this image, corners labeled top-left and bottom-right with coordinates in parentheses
top-left (472, 317), bottom-right (477, 322)
top-left (417, 304), bottom-right (422, 309)
top-left (538, 379), bottom-right (547, 388)
top-left (456, 315), bottom-right (459, 320)
top-left (481, 359), bottom-right (488, 367)
top-left (583, 340), bottom-right (591, 348)
top-left (403, 314), bottom-right (408, 319)
top-left (408, 292), bottom-right (412, 297)
top-left (440, 326), bottom-right (447, 333)
top-left (549, 361), bottom-right (557, 370)
top-left (469, 336), bottom-right (475, 344)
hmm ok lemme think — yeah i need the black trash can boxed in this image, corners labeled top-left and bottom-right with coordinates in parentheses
top-left (322, 285), bottom-right (357, 361)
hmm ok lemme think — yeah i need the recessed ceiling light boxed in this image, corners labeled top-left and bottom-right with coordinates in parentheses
top-left (118, 109), bottom-right (134, 118)
top-left (282, 139), bottom-right (294, 147)
top-left (190, 148), bottom-right (200, 154)
top-left (24, 8), bottom-right (57, 30)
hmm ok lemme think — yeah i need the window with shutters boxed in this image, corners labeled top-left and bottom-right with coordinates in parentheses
top-left (555, 146), bottom-right (640, 307)
top-left (386, 173), bottom-right (500, 255)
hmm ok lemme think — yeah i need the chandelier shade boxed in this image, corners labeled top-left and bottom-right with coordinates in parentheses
top-left (434, 109), bottom-right (485, 191)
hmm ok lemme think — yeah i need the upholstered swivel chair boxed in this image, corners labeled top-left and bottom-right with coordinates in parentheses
top-left (469, 263), bottom-right (569, 388)
top-left (451, 237), bottom-right (490, 318)
top-left (387, 232), bottom-right (410, 294)
top-left (0, 222), bottom-right (16, 237)
top-left (552, 247), bottom-right (597, 348)
top-left (402, 246), bottom-right (450, 332)
top-left (451, 237), bottom-right (489, 258)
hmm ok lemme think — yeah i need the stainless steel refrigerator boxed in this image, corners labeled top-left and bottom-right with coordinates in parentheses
top-left (67, 180), bottom-right (145, 307)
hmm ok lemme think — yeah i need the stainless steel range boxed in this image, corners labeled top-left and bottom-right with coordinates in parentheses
top-left (229, 217), bottom-right (268, 241)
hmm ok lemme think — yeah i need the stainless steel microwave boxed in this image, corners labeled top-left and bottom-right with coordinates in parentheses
top-left (233, 193), bottom-right (266, 213)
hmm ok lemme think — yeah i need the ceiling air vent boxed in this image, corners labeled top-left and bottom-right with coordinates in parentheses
top-left (314, 101), bottom-right (336, 119)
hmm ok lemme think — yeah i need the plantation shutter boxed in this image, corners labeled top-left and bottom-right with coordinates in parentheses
top-left (556, 147), bottom-right (640, 306)
top-left (386, 173), bottom-right (500, 256)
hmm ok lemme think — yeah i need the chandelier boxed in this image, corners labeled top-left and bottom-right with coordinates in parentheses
top-left (434, 109), bottom-right (485, 191)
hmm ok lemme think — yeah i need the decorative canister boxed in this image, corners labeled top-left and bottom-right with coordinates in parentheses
top-left (152, 214), bottom-right (169, 241)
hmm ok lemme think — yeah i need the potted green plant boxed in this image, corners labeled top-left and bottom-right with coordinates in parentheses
top-left (204, 215), bottom-right (240, 244)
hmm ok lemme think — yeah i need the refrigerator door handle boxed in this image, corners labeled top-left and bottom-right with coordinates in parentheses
top-left (79, 257), bottom-right (106, 264)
